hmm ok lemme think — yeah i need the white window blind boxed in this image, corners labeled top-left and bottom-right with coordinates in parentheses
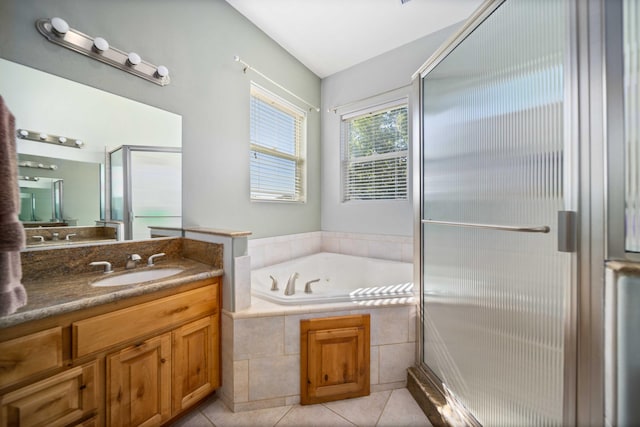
top-left (250, 84), bottom-right (306, 202)
top-left (342, 103), bottom-right (408, 201)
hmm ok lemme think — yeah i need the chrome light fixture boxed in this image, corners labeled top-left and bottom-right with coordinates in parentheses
top-left (36, 17), bottom-right (170, 86)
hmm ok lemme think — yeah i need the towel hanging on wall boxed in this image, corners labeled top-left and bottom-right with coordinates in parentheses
top-left (0, 95), bottom-right (27, 316)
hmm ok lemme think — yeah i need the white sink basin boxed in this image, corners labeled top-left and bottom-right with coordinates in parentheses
top-left (91, 268), bottom-right (184, 287)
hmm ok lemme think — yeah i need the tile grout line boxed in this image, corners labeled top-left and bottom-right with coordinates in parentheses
top-left (272, 405), bottom-right (295, 427)
top-left (374, 389), bottom-right (395, 426)
top-left (321, 402), bottom-right (359, 426)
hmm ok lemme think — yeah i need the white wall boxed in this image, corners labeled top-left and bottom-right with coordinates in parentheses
top-left (0, 0), bottom-right (321, 239)
top-left (320, 24), bottom-right (460, 237)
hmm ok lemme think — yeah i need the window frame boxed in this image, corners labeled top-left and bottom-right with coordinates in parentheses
top-left (249, 83), bottom-right (307, 203)
top-left (340, 99), bottom-right (409, 203)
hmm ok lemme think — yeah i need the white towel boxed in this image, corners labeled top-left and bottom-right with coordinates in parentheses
top-left (0, 95), bottom-right (27, 316)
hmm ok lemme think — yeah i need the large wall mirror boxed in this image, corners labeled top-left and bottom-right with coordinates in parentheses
top-left (0, 58), bottom-right (182, 243)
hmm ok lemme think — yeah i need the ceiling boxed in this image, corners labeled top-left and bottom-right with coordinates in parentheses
top-left (225, 0), bottom-right (484, 78)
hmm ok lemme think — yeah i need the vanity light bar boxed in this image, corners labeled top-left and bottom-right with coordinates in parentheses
top-left (18, 160), bottom-right (58, 170)
top-left (36, 17), bottom-right (170, 87)
top-left (17, 128), bottom-right (84, 149)
top-left (19, 176), bottom-right (40, 182)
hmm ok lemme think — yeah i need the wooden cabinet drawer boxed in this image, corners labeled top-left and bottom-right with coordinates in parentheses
top-left (0, 327), bottom-right (63, 388)
top-left (0, 361), bottom-right (97, 427)
top-left (73, 283), bottom-right (218, 358)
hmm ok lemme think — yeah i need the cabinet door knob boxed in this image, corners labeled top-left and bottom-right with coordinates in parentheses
top-left (160, 358), bottom-right (166, 364)
top-left (79, 384), bottom-right (87, 390)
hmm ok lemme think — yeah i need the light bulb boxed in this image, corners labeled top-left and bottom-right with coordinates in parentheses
top-left (18, 129), bottom-right (28, 137)
top-left (155, 65), bottom-right (169, 78)
top-left (39, 133), bottom-right (47, 140)
top-left (127, 52), bottom-right (141, 66)
top-left (50, 17), bottom-right (69, 35)
top-left (93, 37), bottom-right (109, 53)
top-left (75, 140), bottom-right (84, 148)
top-left (58, 137), bottom-right (67, 144)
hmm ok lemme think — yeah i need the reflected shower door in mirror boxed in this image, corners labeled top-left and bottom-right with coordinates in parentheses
top-left (110, 146), bottom-right (182, 241)
top-left (0, 58), bottom-right (182, 239)
top-left (18, 154), bottom-right (101, 226)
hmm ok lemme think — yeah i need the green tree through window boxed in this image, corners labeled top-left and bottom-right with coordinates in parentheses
top-left (342, 104), bottom-right (408, 201)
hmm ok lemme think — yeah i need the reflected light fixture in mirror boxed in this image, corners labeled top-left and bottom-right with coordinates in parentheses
top-left (17, 129), bottom-right (84, 149)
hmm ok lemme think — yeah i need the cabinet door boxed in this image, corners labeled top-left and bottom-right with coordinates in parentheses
top-left (172, 315), bottom-right (219, 413)
top-left (0, 361), bottom-right (97, 427)
top-left (107, 334), bottom-right (171, 427)
top-left (301, 314), bottom-right (370, 405)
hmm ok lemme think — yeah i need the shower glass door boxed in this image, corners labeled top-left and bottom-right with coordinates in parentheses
top-left (420, 0), bottom-right (572, 425)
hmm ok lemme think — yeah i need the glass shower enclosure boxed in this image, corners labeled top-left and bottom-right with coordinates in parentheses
top-left (417, 0), bottom-right (574, 425)
top-left (109, 145), bottom-right (181, 240)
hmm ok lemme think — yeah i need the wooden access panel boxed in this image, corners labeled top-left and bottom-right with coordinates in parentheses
top-left (0, 361), bottom-right (97, 427)
top-left (172, 315), bottom-right (219, 413)
top-left (107, 333), bottom-right (171, 427)
top-left (300, 314), bottom-right (370, 405)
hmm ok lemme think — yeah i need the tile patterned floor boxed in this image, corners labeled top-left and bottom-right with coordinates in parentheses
top-left (170, 388), bottom-right (433, 427)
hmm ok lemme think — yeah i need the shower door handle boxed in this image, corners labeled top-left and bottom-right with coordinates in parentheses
top-left (421, 219), bottom-right (550, 233)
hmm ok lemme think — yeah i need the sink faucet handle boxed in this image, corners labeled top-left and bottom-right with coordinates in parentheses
top-left (32, 235), bottom-right (45, 242)
top-left (90, 261), bottom-right (113, 273)
top-left (65, 233), bottom-right (77, 241)
top-left (147, 252), bottom-right (166, 266)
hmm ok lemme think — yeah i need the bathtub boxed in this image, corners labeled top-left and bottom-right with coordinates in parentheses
top-left (251, 252), bottom-right (414, 305)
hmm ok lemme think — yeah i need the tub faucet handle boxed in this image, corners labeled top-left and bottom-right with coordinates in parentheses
top-left (269, 275), bottom-right (279, 291)
top-left (304, 279), bottom-right (321, 294)
top-left (284, 272), bottom-right (299, 296)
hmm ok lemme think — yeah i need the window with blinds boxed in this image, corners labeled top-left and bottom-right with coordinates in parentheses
top-left (250, 84), bottom-right (306, 202)
top-left (341, 102), bottom-right (408, 201)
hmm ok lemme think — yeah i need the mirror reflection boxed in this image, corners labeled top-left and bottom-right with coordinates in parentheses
top-left (0, 58), bottom-right (182, 245)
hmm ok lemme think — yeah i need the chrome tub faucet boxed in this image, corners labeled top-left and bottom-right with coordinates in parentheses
top-left (285, 272), bottom-right (299, 296)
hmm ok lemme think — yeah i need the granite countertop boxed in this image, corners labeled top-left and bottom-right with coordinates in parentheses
top-left (1, 258), bottom-right (223, 329)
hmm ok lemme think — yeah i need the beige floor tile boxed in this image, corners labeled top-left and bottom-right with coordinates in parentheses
top-left (200, 397), bottom-right (291, 427)
top-left (323, 390), bottom-right (391, 427)
top-left (275, 405), bottom-right (356, 427)
top-left (169, 409), bottom-right (214, 426)
top-left (376, 388), bottom-right (432, 427)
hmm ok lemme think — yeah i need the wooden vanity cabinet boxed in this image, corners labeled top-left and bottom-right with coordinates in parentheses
top-left (172, 315), bottom-right (219, 413)
top-left (0, 277), bottom-right (221, 427)
top-left (0, 361), bottom-right (97, 427)
top-left (107, 334), bottom-right (172, 427)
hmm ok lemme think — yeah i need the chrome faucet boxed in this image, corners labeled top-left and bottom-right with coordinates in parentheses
top-left (32, 235), bottom-right (45, 242)
top-left (147, 252), bottom-right (166, 266)
top-left (65, 233), bottom-right (77, 241)
top-left (284, 272), bottom-right (299, 296)
top-left (126, 253), bottom-right (141, 269)
top-left (51, 232), bottom-right (59, 241)
top-left (90, 261), bottom-right (113, 273)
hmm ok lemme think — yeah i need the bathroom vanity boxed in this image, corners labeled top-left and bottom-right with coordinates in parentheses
top-left (0, 237), bottom-right (223, 426)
